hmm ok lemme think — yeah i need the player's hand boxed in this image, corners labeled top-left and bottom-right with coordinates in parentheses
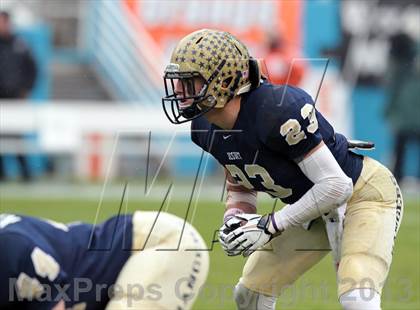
top-left (219, 215), bottom-right (245, 256)
top-left (220, 213), bottom-right (274, 257)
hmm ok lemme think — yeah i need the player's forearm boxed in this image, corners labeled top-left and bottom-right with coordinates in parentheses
top-left (224, 182), bottom-right (257, 222)
top-left (223, 170), bottom-right (258, 222)
top-left (52, 300), bottom-right (65, 310)
top-left (270, 179), bottom-right (351, 232)
top-left (269, 144), bottom-right (353, 233)
top-left (224, 201), bottom-right (257, 222)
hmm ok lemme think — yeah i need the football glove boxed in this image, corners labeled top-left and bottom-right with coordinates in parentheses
top-left (219, 213), bottom-right (275, 257)
top-left (219, 215), bottom-right (245, 256)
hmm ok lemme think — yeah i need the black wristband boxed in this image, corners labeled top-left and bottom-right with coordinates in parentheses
top-left (257, 214), bottom-right (272, 236)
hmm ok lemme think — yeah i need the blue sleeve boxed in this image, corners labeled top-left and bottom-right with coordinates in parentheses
top-left (0, 233), bottom-right (68, 309)
top-left (259, 86), bottom-right (323, 160)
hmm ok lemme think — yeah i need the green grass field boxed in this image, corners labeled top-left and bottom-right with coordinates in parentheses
top-left (1, 195), bottom-right (419, 309)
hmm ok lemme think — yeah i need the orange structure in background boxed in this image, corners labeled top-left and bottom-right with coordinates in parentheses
top-left (123, 0), bottom-right (305, 86)
top-left (87, 133), bottom-right (102, 181)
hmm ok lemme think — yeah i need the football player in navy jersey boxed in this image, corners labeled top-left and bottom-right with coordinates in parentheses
top-left (162, 29), bottom-right (403, 310)
top-left (0, 212), bottom-right (209, 310)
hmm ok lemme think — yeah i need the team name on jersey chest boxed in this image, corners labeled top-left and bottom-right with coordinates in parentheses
top-left (227, 152), bottom-right (242, 160)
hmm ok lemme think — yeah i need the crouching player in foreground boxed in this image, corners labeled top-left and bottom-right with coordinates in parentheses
top-left (0, 212), bottom-right (209, 309)
top-left (162, 29), bottom-right (404, 309)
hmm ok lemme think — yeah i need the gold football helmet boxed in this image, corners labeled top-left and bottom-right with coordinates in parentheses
top-left (162, 29), bottom-right (260, 124)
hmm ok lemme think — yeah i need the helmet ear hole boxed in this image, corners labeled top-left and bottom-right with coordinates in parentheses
top-left (221, 76), bottom-right (233, 89)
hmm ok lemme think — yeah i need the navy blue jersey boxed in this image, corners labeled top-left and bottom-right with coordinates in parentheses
top-left (0, 213), bottom-right (133, 310)
top-left (191, 82), bottom-right (363, 204)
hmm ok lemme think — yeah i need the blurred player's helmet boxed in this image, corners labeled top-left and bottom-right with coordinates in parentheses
top-left (162, 29), bottom-right (259, 124)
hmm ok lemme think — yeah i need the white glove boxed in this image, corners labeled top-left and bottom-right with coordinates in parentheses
top-left (219, 215), bottom-right (245, 256)
top-left (219, 213), bottom-right (274, 257)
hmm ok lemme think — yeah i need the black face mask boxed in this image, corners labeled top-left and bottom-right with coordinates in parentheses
top-left (161, 72), bottom-right (214, 124)
top-left (162, 60), bottom-right (226, 124)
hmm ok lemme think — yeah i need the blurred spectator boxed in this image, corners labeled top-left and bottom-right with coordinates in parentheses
top-left (385, 33), bottom-right (420, 182)
top-left (0, 10), bottom-right (37, 181)
top-left (0, 11), bottom-right (37, 98)
top-left (263, 32), bottom-right (304, 86)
